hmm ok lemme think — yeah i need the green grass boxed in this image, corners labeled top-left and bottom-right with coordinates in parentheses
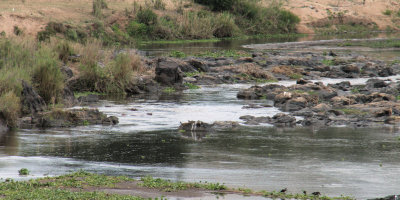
top-left (289, 73), bottom-right (303, 80)
top-left (184, 83), bottom-right (201, 89)
top-left (195, 50), bottom-right (251, 58)
top-left (169, 50), bottom-right (186, 58)
top-left (141, 38), bottom-right (221, 45)
top-left (383, 9), bottom-right (393, 16)
top-left (18, 168), bottom-right (30, 176)
top-left (74, 91), bottom-right (104, 98)
top-left (162, 87), bottom-right (176, 93)
top-left (0, 171), bottom-right (354, 200)
top-left (322, 59), bottom-right (335, 66)
top-left (338, 39), bottom-right (400, 48)
top-left (184, 71), bottom-right (203, 77)
top-left (139, 176), bottom-right (226, 192)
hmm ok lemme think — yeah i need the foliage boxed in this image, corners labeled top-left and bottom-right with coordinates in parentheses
top-left (18, 168), bottom-right (30, 175)
top-left (136, 8), bottom-right (158, 26)
top-left (195, 50), bottom-right (250, 58)
top-left (184, 83), bottom-right (201, 89)
top-left (169, 50), bottom-right (186, 58)
top-left (162, 87), bottom-right (176, 93)
top-left (93, 0), bottom-right (108, 18)
top-left (32, 48), bottom-right (65, 104)
top-left (213, 12), bottom-right (239, 38)
top-left (139, 176), bottom-right (226, 192)
top-left (0, 91), bottom-right (21, 127)
top-left (13, 26), bottom-right (23, 36)
top-left (194, 0), bottom-right (237, 11)
top-left (383, 9), bottom-right (392, 16)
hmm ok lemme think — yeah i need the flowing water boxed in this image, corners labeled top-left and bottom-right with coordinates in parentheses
top-left (1, 35), bottom-right (400, 199)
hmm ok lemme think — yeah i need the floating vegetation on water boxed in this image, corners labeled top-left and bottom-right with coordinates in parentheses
top-left (184, 83), bottom-right (201, 89)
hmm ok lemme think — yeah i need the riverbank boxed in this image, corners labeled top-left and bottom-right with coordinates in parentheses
top-left (0, 171), bottom-right (354, 200)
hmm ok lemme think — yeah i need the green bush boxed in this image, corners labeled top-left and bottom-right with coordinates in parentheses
top-left (127, 21), bottom-right (149, 38)
top-left (277, 10), bottom-right (300, 33)
top-left (13, 26), bottom-right (23, 36)
top-left (383, 9), bottom-right (392, 16)
top-left (136, 8), bottom-right (158, 26)
top-left (105, 53), bottom-right (134, 93)
top-left (18, 168), bottom-right (30, 175)
top-left (0, 91), bottom-right (21, 128)
top-left (32, 48), bottom-right (65, 103)
top-left (195, 0), bottom-right (237, 11)
top-left (213, 12), bottom-right (239, 38)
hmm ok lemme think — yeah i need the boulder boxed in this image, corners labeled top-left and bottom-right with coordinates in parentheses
top-left (188, 58), bottom-right (209, 72)
top-left (20, 80), bottom-right (46, 115)
top-left (179, 121), bottom-right (213, 132)
top-left (283, 96), bottom-right (308, 112)
top-left (341, 64), bottom-right (360, 73)
top-left (155, 58), bottom-right (184, 86)
top-left (366, 79), bottom-right (387, 88)
top-left (271, 113), bottom-right (296, 126)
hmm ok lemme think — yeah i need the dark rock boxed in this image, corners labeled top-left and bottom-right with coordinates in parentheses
top-left (21, 108), bottom-right (119, 128)
top-left (78, 94), bottom-right (99, 103)
top-left (341, 64), bottom-right (360, 73)
top-left (20, 80), bottom-right (46, 115)
top-left (328, 51), bottom-right (337, 57)
top-left (271, 113), bottom-right (296, 126)
top-left (297, 79), bottom-right (311, 85)
top-left (60, 65), bottom-right (74, 79)
top-left (62, 87), bottom-right (76, 107)
top-left (179, 121), bottom-right (213, 132)
top-left (328, 81), bottom-right (351, 91)
top-left (188, 58), bottom-right (209, 72)
top-left (155, 58), bottom-right (184, 86)
top-left (366, 79), bottom-right (387, 88)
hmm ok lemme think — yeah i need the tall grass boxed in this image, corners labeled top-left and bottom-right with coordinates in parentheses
top-left (32, 48), bottom-right (65, 104)
top-left (0, 91), bottom-right (21, 128)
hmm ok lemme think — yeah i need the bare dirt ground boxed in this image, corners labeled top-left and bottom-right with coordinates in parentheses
top-left (0, 0), bottom-right (398, 37)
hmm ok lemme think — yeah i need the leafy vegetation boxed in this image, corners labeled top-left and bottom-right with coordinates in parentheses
top-left (195, 50), bottom-right (250, 58)
top-left (0, 172), bottom-right (354, 200)
top-left (184, 83), bottom-right (201, 89)
top-left (18, 168), bottom-right (30, 175)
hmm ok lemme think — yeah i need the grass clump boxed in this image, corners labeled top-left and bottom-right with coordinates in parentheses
top-left (32, 48), bottom-right (65, 104)
top-left (337, 108), bottom-right (368, 116)
top-left (195, 50), bottom-right (250, 58)
top-left (322, 59), bottom-right (335, 66)
top-left (383, 9), bottom-right (392, 16)
top-left (162, 87), bottom-right (176, 93)
top-left (169, 50), bottom-right (186, 58)
top-left (289, 73), bottom-right (303, 80)
top-left (139, 176), bottom-right (226, 192)
top-left (184, 83), bottom-right (201, 89)
top-left (0, 92), bottom-right (21, 128)
top-left (18, 168), bottom-right (29, 176)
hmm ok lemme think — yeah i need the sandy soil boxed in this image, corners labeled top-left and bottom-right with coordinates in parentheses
top-left (0, 0), bottom-right (398, 36)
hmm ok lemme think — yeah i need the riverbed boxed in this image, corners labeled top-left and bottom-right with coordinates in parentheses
top-left (1, 36), bottom-right (400, 199)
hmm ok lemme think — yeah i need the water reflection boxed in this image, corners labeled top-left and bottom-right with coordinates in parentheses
top-left (0, 130), bottom-right (18, 156)
top-left (139, 32), bottom-right (400, 56)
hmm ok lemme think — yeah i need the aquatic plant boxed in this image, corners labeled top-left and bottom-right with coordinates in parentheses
top-left (18, 168), bottom-right (29, 175)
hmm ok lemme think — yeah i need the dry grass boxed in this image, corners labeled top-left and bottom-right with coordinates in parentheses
top-left (218, 63), bottom-right (275, 79)
top-left (271, 65), bottom-right (304, 76)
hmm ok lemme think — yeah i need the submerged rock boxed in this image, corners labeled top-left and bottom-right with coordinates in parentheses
top-left (19, 108), bottom-right (118, 128)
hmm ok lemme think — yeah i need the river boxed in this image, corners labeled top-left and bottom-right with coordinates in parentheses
top-left (1, 35), bottom-right (400, 199)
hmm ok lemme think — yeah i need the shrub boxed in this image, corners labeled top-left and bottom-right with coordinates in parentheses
top-left (277, 10), bottom-right (301, 33)
top-left (178, 11), bottom-right (214, 39)
top-left (213, 12), bottom-right (239, 38)
top-left (56, 41), bottom-right (73, 63)
top-left (13, 26), bottom-right (23, 36)
top-left (32, 48), bottom-right (65, 103)
top-left (0, 91), bottom-right (21, 128)
top-left (93, 0), bottom-right (107, 18)
top-left (153, 0), bottom-right (166, 10)
top-left (383, 9), bottom-right (392, 16)
top-left (127, 21), bottom-right (149, 38)
top-left (105, 53), bottom-right (134, 93)
top-left (18, 168), bottom-right (29, 175)
top-left (136, 8), bottom-right (158, 26)
top-left (195, 0), bottom-right (237, 11)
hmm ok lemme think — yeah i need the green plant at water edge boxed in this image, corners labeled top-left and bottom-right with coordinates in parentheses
top-left (184, 83), bottom-right (201, 89)
top-left (18, 168), bottom-right (29, 175)
top-left (139, 176), bottom-right (227, 192)
top-left (0, 91), bottom-right (21, 128)
top-left (169, 50), bottom-right (186, 58)
top-left (322, 59), bottom-right (335, 66)
top-left (195, 50), bottom-right (250, 58)
top-left (162, 87), bottom-right (176, 93)
top-left (337, 108), bottom-right (368, 116)
top-left (289, 73), bottom-right (303, 80)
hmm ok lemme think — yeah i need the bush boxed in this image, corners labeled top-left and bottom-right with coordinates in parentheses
top-left (127, 21), bottom-right (149, 38)
top-left (383, 9), bottom-right (392, 16)
top-left (13, 26), bottom-right (23, 36)
top-left (93, 0), bottom-right (107, 18)
top-left (277, 10), bottom-right (301, 33)
top-left (136, 8), bottom-right (158, 26)
top-left (195, 0), bottom-right (237, 11)
top-left (105, 53), bottom-right (134, 93)
top-left (0, 91), bottom-right (21, 128)
top-left (56, 41), bottom-right (73, 63)
top-left (213, 12), bottom-right (239, 38)
top-left (32, 48), bottom-right (65, 104)
top-left (178, 11), bottom-right (214, 39)
top-left (18, 168), bottom-right (30, 175)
